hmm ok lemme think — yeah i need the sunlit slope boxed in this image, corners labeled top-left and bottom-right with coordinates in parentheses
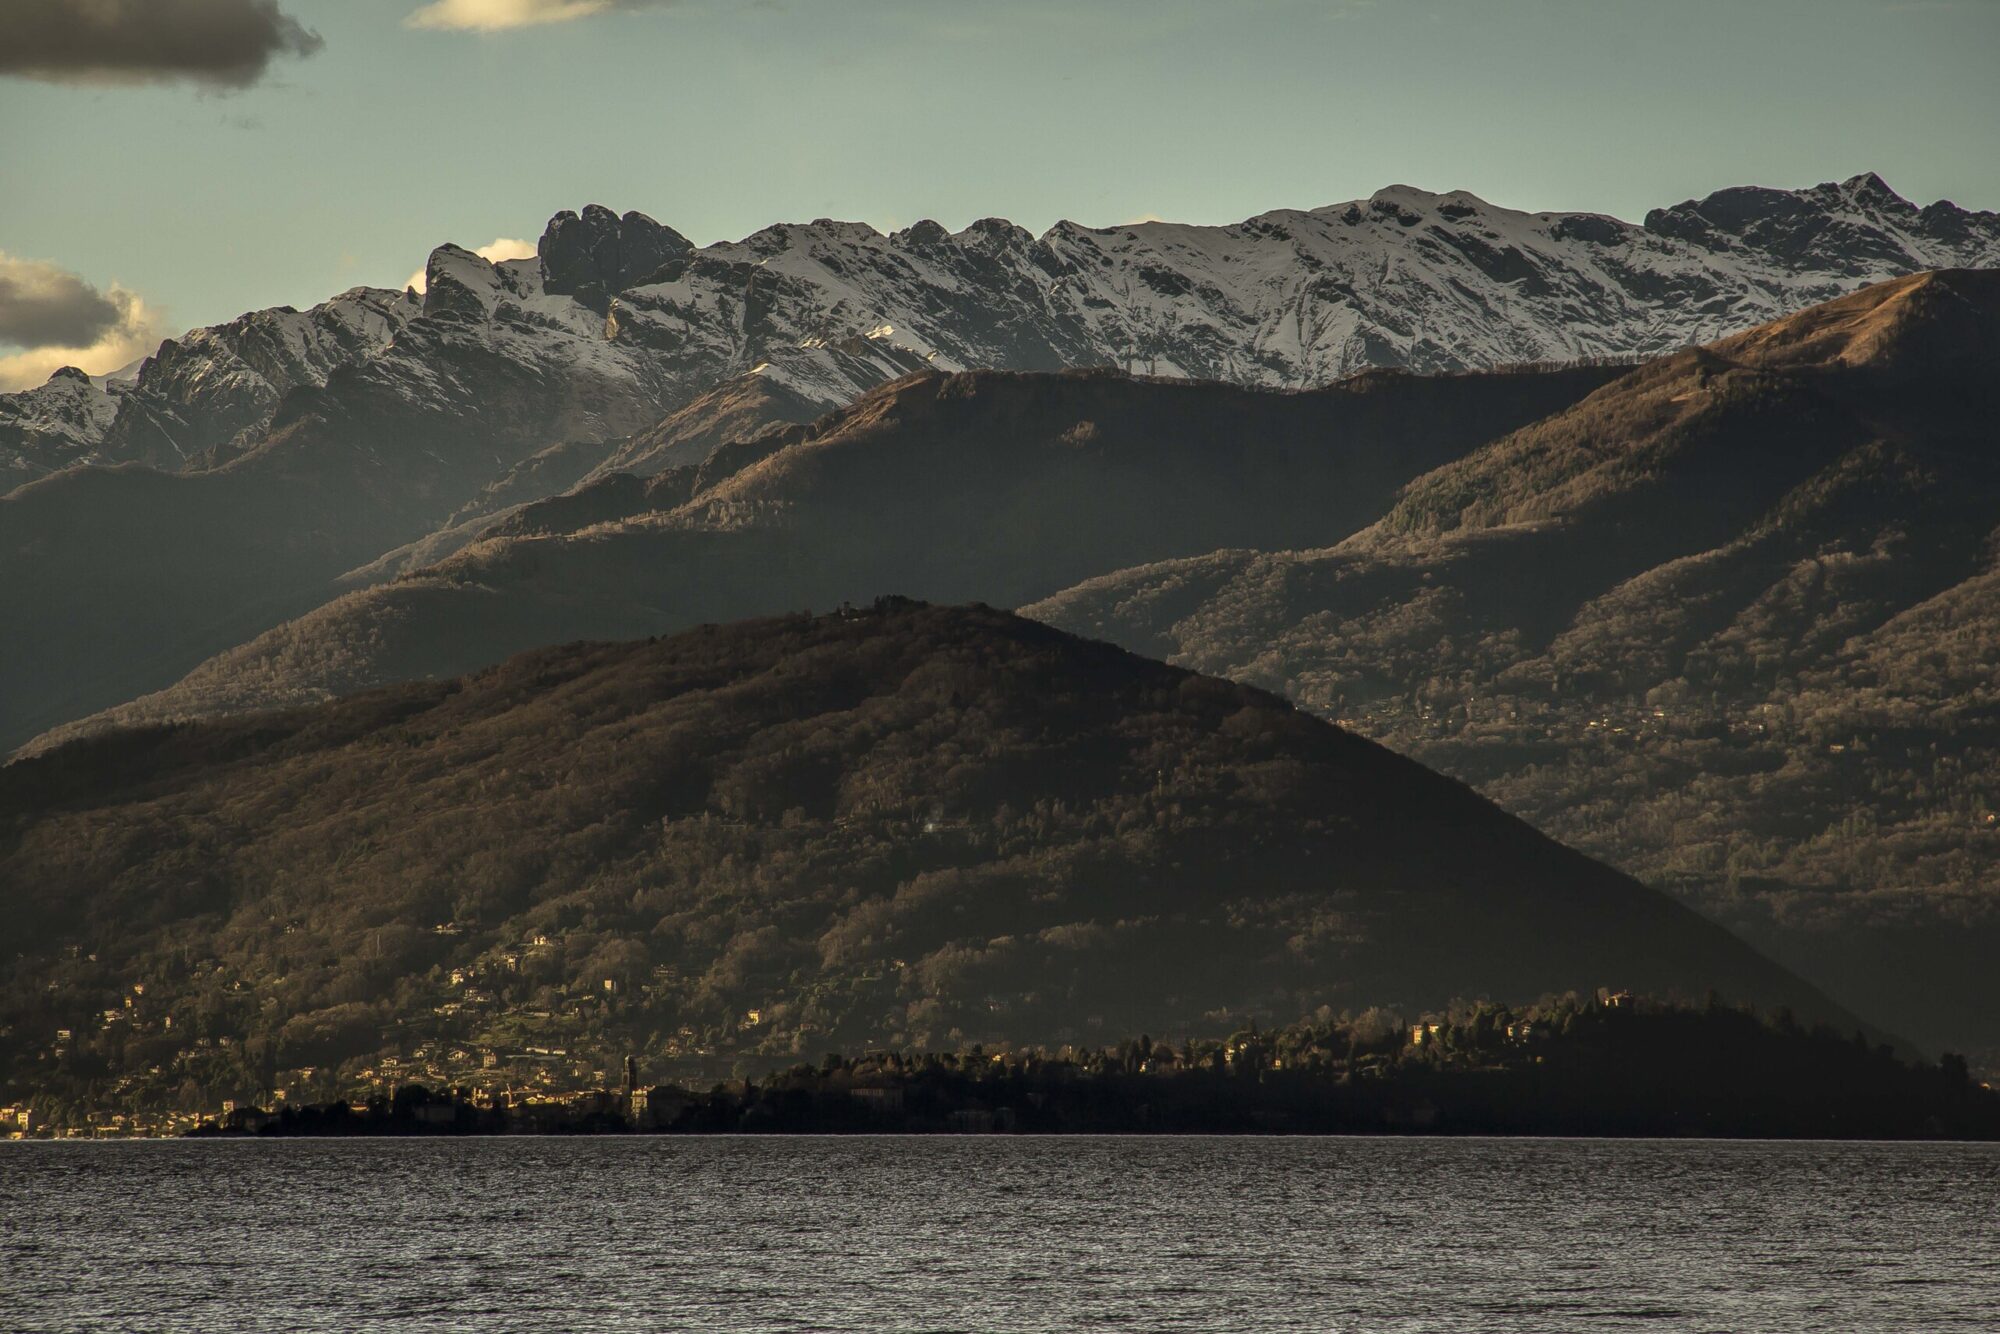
top-left (1029, 270), bottom-right (2000, 1057)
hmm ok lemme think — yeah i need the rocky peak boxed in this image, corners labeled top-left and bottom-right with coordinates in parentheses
top-left (1645, 184), bottom-right (1818, 244)
top-left (964, 217), bottom-right (1036, 251)
top-left (896, 219), bottom-right (952, 247)
top-left (0, 365), bottom-right (119, 478)
top-left (1835, 171), bottom-right (1907, 209)
top-left (538, 205), bottom-right (692, 312)
top-left (422, 243), bottom-right (503, 319)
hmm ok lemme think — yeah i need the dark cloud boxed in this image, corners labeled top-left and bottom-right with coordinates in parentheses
top-left (0, 0), bottom-right (324, 88)
top-left (0, 255), bottom-right (126, 350)
top-left (0, 255), bottom-right (163, 391)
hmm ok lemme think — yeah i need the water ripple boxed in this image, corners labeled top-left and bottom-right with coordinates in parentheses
top-left (0, 1137), bottom-right (1994, 1333)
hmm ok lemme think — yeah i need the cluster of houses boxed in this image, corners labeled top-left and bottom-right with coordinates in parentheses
top-left (15, 1107), bottom-right (214, 1139)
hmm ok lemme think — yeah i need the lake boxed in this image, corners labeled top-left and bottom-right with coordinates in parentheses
top-left (3, 1137), bottom-right (1995, 1332)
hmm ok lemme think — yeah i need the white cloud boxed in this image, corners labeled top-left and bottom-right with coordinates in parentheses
top-left (405, 0), bottom-right (669, 32)
top-left (0, 288), bottom-right (164, 392)
top-left (403, 237), bottom-right (540, 293)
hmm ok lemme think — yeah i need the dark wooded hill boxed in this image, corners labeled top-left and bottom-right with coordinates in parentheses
top-left (0, 602), bottom-right (1860, 1113)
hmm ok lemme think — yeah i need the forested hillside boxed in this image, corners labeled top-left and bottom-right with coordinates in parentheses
top-left (0, 602), bottom-right (1853, 1118)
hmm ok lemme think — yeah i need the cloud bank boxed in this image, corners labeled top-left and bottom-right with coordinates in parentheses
top-left (0, 0), bottom-right (323, 89)
top-left (0, 254), bottom-right (164, 391)
top-left (406, 0), bottom-right (673, 32)
top-left (403, 237), bottom-right (541, 293)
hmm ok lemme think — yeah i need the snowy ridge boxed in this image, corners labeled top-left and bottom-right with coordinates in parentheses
top-left (0, 367), bottom-right (125, 479)
top-left (41, 285), bottom-right (426, 473)
top-left (609, 173), bottom-right (1998, 390)
top-left (321, 241), bottom-right (928, 464)
top-left (4, 172), bottom-right (1994, 481)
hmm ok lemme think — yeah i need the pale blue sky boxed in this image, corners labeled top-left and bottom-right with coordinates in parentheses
top-left (3, 0), bottom-right (1997, 357)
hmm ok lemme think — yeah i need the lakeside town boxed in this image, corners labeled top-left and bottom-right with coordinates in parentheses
top-left (4, 925), bottom-right (773, 1138)
top-left (9, 993), bottom-right (1995, 1141)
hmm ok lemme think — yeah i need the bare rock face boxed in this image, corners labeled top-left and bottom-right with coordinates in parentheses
top-left (537, 204), bottom-right (692, 313)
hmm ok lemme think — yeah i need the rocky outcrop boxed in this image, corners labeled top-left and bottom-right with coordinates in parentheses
top-left (537, 204), bottom-right (692, 312)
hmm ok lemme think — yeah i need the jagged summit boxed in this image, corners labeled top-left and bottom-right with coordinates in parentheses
top-left (0, 363), bottom-right (125, 474)
top-left (1644, 172), bottom-right (1996, 270)
top-left (537, 205), bottom-right (692, 311)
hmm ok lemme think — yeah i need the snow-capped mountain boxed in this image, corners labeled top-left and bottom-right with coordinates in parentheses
top-left (116, 286), bottom-right (422, 472)
top-left (335, 223), bottom-right (925, 470)
top-left (3, 173), bottom-right (1995, 484)
top-left (624, 171), bottom-right (2000, 390)
top-left (2, 285), bottom-right (420, 480)
top-left (0, 367), bottom-right (127, 477)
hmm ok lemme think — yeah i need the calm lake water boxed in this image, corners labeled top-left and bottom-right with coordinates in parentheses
top-left (2, 1137), bottom-right (1995, 1332)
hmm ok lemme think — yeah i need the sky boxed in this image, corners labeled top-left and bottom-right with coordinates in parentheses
top-left (1, 0), bottom-right (1997, 388)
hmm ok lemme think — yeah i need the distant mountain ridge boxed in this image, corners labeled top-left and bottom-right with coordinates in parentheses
top-left (1, 286), bottom-right (420, 478)
top-left (5, 173), bottom-right (1995, 480)
top-left (26, 361), bottom-right (1620, 750)
top-left (5, 173), bottom-right (1992, 748)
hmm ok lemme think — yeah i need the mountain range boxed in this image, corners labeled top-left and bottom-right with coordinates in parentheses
top-left (18, 264), bottom-right (1999, 1064)
top-left (4, 174), bottom-right (2000, 1076)
top-left (23, 361), bottom-right (1620, 747)
top-left (8, 173), bottom-right (1996, 485)
top-left (5, 173), bottom-right (1996, 757)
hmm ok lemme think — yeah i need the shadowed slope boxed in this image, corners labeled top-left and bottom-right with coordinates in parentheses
top-left (27, 362), bottom-right (1624, 751)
